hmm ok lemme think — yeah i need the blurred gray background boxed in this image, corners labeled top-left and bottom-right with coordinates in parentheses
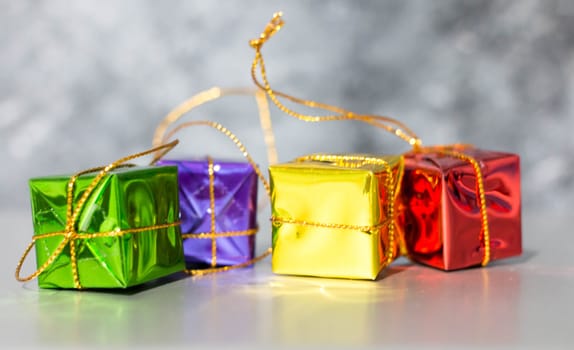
top-left (1, 0), bottom-right (573, 217)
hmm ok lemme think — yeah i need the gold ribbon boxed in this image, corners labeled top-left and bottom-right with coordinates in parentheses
top-left (155, 120), bottom-right (273, 276)
top-left (271, 216), bottom-right (389, 233)
top-left (250, 13), bottom-right (491, 267)
top-left (152, 87), bottom-right (278, 166)
top-left (15, 140), bottom-right (182, 289)
top-left (250, 13), bottom-right (421, 148)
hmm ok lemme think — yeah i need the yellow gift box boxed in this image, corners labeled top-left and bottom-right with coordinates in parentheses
top-left (269, 154), bottom-right (404, 280)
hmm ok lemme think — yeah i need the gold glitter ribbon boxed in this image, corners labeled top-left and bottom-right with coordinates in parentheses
top-left (249, 13), bottom-right (421, 148)
top-left (155, 119), bottom-right (273, 276)
top-left (250, 13), bottom-right (491, 266)
top-left (15, 140), bottom-right (182, 289)
top-left (152, 87), bottom-right (278, 166)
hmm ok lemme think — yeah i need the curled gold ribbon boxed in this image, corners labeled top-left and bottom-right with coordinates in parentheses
top-left (250, 13), bottom-right (492, 267)
top-left (152, 87), bottom-right (278, 166)
top-left (15, 140), bottom-right (182, 289)
top-left (249, 13), bottom-right (421, 148)
top-left (156, 120), bottom-right (273, 276)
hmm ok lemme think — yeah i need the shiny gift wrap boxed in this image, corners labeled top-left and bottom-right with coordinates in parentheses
top-left (270, 154), bottom-right (404, 280)
top-left (28, 166), bottom-right (184, 289)
top-left (156, 159), bottom-right (258, 267)
top-left (399, 148), bottom-right (522, 270)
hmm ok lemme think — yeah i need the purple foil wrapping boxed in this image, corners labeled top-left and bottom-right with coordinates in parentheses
top-left (157, 159), bottom-right (258, 266)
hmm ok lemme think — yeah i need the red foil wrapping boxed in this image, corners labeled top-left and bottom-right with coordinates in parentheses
top-left (398, 148), bottom-right (522, 270)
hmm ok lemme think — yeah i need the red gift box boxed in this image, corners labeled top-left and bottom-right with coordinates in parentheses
top-left (398, 147), bottom-right (522, 270)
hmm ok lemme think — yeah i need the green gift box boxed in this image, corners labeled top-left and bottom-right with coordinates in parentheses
top-left (25, 164), bottom-right (184, 289)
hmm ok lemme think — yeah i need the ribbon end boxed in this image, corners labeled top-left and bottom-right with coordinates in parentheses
top-left (250, 12), bottom-right (285, 49)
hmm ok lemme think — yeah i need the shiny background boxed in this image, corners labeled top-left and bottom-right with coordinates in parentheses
top-left (2, 1), bottom-right (574, 348)
top-left (1, 0), bottom-right (573, 217)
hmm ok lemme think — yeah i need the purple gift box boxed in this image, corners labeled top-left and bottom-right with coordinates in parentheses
top-left (156, 158), bottom-right (258, 267)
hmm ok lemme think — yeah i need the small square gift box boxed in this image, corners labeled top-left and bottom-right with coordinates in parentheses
top-left (16, 141), bottom-right (185, 289)
top-left (269, 154), bottom-right (404, 280)
top-left (152, 90), bottom-right (274, 274)
top-left (398, 146), bottom-right (522, 270)
top-left (156, 158), bottom-right (259, 267)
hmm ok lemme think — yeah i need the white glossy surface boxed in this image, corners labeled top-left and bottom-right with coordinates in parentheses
top-left (1, 209), bottom-right (572, 349)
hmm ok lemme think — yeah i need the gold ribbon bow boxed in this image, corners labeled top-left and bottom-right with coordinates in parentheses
top-left (250, 13), bottom-right (491, 266)
top-left (153, 89), bottom-right (276, 275)
top-left (16, 140), bottom-right (182, 289)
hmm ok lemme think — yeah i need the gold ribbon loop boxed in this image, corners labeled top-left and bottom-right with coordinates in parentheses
top-left (157, 120), bottom-right (273, 276)
top-left (249, 12), bottom-right (284, 49)
top-left (160, 120), bottom-right (271, 197)
top-left (249, 12), bottom-right (421, 148)
top-left (152, 87), bottom-right (278, 165)
top-left (16, 140), bottom-right (181, 288)
top-left (15, 233), bottom-right (71, 284)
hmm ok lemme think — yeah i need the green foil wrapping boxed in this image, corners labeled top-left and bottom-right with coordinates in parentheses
top-left (29, 165), bottom-right (184, 289)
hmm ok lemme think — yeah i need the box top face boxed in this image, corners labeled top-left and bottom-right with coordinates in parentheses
top-left (29, 165), bottom-right (177, 183)
top-left (29, 164), bottom-right (180, 233)
top-left (158, 158), bottom-right (255, 169)
top-left (157, 159), bottom-right (255, 179)
top-left (405, 148), bottom-right (519, 171)
top-left (269, 154), bottom-right (403, 229)
top-left (270, 154), bottom-right (402, 173)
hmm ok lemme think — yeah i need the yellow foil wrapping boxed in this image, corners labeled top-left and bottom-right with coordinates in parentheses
top-left (269, 154), bottom-right (404, 280)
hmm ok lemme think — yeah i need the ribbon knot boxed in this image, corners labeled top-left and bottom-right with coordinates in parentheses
top-left (249, 12), bottom-right (284, 49)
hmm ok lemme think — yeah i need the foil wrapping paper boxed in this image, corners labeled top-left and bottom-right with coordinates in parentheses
top-left (399, 148), bottom-right (522, 270)
top-left (29, 166), bottom-right (184, 289)
top-left (269, 154), bottom-right (404, 280)
top-left (157, 159), bottom-right (258, 267)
